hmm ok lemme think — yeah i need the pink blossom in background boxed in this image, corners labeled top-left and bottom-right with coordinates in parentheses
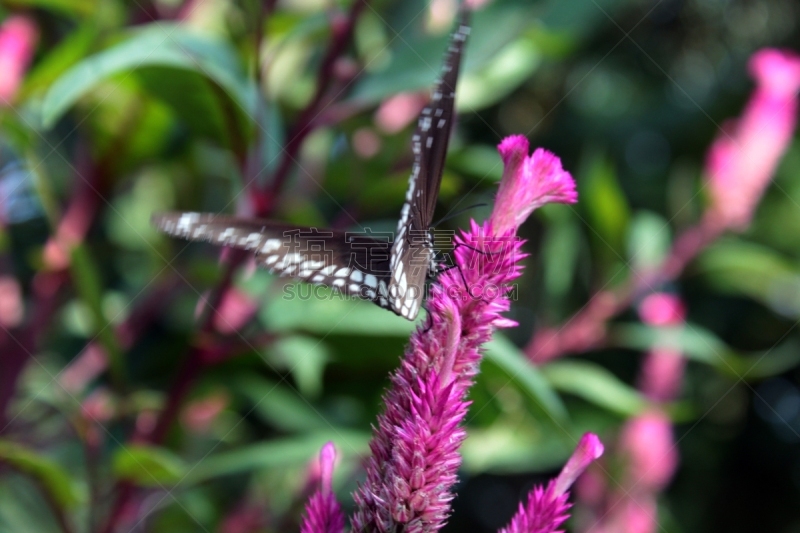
top-left (705, 48), bottom-right (800, 230)
top-left (638, 348), bottom-right (685, 402)
top-left (375, 92), bottom-right (428, 134)
top-left (219, 504), bottom-right (267, 533)
top-left (637, 293), bottom-right (686, 402)
top-left (619, 410), bottom-right (678, 492)
top-left (352, 127), bottom-right (381, 158)
top-left (0, 275), bottom-right (23, 327)
top-left (428, 0), bottom-right (458, 32)
top-left (591, 494), bottom-right (658, 533)
top-left (180, 391), bottom-right (229, 433)
top-left (0, 15), bottom-right (38, 103)
top-left (209, 287), bottom-right (258, 334)
top-left (81, 388), bottom-right (115, 423)
top-left (638, 292), bottom-right (685, 327)
top-left (81, 388), bottom-right (115, 447)
top-left (301, 442), bottom-right (345, 533)
top-left (59, 344), bottom-right (108, 394)
top-left (350, 136), bottom-right (577, 532)
top-left (499, 434), bottom-right (604, 533)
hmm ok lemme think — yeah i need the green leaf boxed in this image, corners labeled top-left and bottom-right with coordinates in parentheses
top-left (582, 154), bottom-right (630, 260)
top-left (112, 445), bottom-right (186, 487)
top-left (542, 360), bottom-right (647, 416)
top-left (20, 25), bottom-right (99, 101)
top-left (613, 322), bottom-right (800, 380)
top-left (613, 323), bottom-right (731, 367)
top-left (458, 37), bottom-right (541, 111)
top-left (260, 285), bottom-right (415, 336)
top-left (627, 210), bottom-right (671, 272)
top-left (270, 335), bottom-right (330, 398)
top-left (732, 340), bottom-right (800, 379)
top-left (4, 0), bottom-right (98, 17)
top-left (484, 335), bottom-right (570, 425)
top-left (0, 440), bottom-right (84, 509)
top-left (697, 240), bottom-right (800, 317)
top-left (541, 215), bottom-right (581, 301)
top-left (462, 422), bottom-right (572, 473)
top-left (185, 431), bottom-right (370, 483)
top-left (69, 244), bottom-right (125, 385)
top-left (237, 375), bottom-right (328, 432)
top-left (41, 23), bottom-right (258, 128)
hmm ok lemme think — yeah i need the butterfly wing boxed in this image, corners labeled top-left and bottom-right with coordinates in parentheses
top-left (152, 212), bottom-right (396, 310)
top-left (388, 10), bottom-right (470, 320)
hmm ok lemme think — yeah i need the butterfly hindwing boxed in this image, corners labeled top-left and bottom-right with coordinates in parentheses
top-left (152, 212), bottom-right (395, 309)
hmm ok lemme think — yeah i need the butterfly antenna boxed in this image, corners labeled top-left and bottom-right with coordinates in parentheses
top-left (432, 203), bottom-right (488, 227)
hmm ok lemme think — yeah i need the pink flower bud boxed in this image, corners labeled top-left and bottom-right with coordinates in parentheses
top-left (638, 292), bottom-right (685, 326)
top-left (500, 433), bottom-right (604, 533)
top-left (301, 443), bottom-right (344, 533)
top-left (0, 15), bottom-right (38, 103)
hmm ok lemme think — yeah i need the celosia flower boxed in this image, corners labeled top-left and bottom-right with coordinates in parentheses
top-left (0, 15), bottom-right (38, 103)
top-left (619, 410), bottom-right (677, 492)
top-left (301, 442), bottom-right (345, 533)
top-left (350, 136), bottom-right (577, 532)
top-left (499, 433), bottom-right (604, 533)
top-left (493, 135), bottom-right (578, 234)
top-left (705, 48), bottom-right (800, 230)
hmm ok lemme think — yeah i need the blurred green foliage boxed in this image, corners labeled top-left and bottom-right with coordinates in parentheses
top-left (1, 0), bottom-right (799, 532)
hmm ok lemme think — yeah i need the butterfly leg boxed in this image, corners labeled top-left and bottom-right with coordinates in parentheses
top-left (421, 305), bottom-right (434, 333)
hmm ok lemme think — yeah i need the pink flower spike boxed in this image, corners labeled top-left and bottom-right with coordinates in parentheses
top-left (300, 442), bottom-right (345, 533)
top-left (492, 136), bottom-right (577, 234)
top-left (351, 134), bottom-right (577, 531)
top-left (0, 15), bottom-right (38, 104)
top-left (499, 433), bottom-right (604, 533)
top-left (705, 48), bottom-right (800, 230)
top-left (749, 48), bottom-right (800, 98)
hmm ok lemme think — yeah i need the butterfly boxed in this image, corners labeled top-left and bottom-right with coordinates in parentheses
top-left (152, 10), bottom-right (470, 320)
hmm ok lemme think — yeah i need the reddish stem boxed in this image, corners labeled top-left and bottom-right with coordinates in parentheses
top-left (526, 218), bottom-right (724, 363)
top-left (0, 144), bottom-right (104, 430)
top-left (101, 3), bottom-right (370, 529)
top-left (254, 0), bottom-right (368, 215)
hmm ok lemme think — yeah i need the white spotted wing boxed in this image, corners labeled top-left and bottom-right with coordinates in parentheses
top-left (152, 212), bottom-right (396, 309)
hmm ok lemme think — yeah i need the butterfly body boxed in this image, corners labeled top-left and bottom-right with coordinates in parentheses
top-left (153, 12), bottom-right (469, 320)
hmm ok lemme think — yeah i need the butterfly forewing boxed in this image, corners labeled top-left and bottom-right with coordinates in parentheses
top-left (152, 212), bottom-right (396, 309)
top-left (387, 10), bottom-right (470, 319)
